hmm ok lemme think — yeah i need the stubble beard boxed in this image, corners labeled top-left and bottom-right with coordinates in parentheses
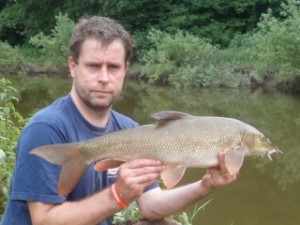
top-left (80, 87), bottom-right (125, 114)
top-left (88, 95), bottom-right (114, 111)
top-left (82, 91), bottom-right (115, 112)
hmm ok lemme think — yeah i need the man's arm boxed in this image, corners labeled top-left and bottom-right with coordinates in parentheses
top-left (28, 159), bottom-right (165, 225)
top-left (137, 152), bottom-right (239, 221)
top-left (28, 188), bottom-right (120, 225)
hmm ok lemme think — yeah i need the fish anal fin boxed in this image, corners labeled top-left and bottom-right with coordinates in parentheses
top-left (94, 159), bottom-right (124, 171)
top-left (161, 165), bottom-right (186, 189)
top-left (223, 146), bottom-right (245, 175)
top-left (152, 111), bottom-right (191, 127)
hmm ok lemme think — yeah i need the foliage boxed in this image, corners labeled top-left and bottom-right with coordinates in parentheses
top-left (1, 0), bottom-right (300, 89)
top-left (172, 200), bottom-right (212, 225)
top-left (141, 29), bottom-right (249, 88)
top-left (0, 78), bottom-right (25, 219)
top-left (113, 202), bottom-right (142, 224)
top-left (0, 2), bottom-right (26, 45)
top-left (29, 13), bottom-right (75, 67)
top-left (0, 41), bottom-right (29, 75)
top-left (96, 0), bottom-right (282, 56)
top-left (0, 0), bottom-right (282, 48)
top-left (240, 0), bottom-right (300, 86)
top-left (0, 0), bottom-right (61, 45)
top-left (113, 199), bottom-right (211, 225)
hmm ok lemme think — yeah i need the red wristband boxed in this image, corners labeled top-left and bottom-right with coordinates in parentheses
top-left (110, 183), bottom-right (129, 208)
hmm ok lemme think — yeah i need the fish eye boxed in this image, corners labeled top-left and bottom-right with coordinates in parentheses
top-left (260, 135), bottom-right (268, 142)
top-left (259, 134), bottom-right (265, 140)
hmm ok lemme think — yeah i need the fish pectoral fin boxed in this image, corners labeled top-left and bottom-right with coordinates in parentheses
top-left (223, 146), bottom-right (245, 175)
top-left (94, 159), bottom-right (125, 171)
top-left (152, 111), bottom-right (191, 127)
top-left (161, 165), bottom-right (186, 189)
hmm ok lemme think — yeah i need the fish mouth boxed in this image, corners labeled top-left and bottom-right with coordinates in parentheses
top-left (267, 148), bottom-right (283, 160)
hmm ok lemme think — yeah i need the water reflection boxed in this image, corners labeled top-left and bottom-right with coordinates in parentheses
top-left (115, 81), bottom-right (300, 225)
top-left (16, 78), bottom-right (300, 225)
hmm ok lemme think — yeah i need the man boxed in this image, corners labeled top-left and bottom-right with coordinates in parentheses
top-left (1, 16), bottom-right (238, 225)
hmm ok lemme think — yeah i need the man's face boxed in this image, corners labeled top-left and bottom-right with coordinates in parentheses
top-left (69, 38), bottom-right (128, 111)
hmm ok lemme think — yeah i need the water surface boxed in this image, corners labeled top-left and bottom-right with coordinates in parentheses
top-left (12, 77), bottom-right (300, 225)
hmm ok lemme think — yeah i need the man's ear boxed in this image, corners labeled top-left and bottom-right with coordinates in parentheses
top-left (69, 56), bottom-right (76, 78)
top-left (125, 61), bottom-right (129, 75)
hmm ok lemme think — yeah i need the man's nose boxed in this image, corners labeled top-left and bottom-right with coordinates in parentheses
top-left (97, 66), bottom-right (109, 82)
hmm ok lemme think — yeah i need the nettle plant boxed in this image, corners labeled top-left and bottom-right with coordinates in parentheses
top-left (0, 78), bottom-right (25, 219)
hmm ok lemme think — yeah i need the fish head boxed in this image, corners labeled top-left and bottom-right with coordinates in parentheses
top-left (242, 131), bottom-right (282, 159)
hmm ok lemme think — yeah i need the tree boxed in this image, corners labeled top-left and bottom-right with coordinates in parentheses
top-left (0, 0), bottom-right (283, 47)
top-left (0, 0), bottom-right (62, 45)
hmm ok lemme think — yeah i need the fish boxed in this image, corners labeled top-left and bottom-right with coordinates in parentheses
top-left (30, 111), bottom-right (281, 196)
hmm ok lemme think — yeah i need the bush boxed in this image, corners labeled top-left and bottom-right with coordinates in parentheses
top-left (0, 78), bottom-right (25, 219)
top-left (248, 0), bottom-right (300, 83)
top-left (0, 42), bottom-right (29, 75)
top-left (29, 13), bottom-right (75, 67)
top-left (141, 29), bottom-right (249, 88)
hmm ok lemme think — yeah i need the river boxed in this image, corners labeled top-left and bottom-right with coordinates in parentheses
top-left (9, 76), bottom-right (300, 225)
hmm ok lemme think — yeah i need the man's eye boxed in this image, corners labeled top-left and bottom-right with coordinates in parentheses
top-left (109, 65), bottom-right (119, 70)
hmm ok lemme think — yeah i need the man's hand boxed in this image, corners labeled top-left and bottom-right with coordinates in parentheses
top-left (115, 159), bottom-right (165, 204)
top-left (201, 151), bottom-right (239, 193)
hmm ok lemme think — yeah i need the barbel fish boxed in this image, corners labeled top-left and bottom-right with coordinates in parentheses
top-left (31, 111), bottom-right (281, 196)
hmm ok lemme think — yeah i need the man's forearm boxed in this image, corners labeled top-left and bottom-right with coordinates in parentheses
top-left (28, 187), bottom-right (123, 225)
top-left (138, 180), bottom-right (212, 221)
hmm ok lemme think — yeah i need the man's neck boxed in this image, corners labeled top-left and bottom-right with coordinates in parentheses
top-left (70, 92), bottom-right (111, 128)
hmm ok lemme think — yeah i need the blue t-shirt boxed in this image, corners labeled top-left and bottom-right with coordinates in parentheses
top-left (1, 95), bottom-right (158, 225)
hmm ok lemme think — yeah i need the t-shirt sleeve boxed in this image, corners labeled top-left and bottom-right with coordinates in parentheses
top-left (10, 122), bottom-right (66, 203)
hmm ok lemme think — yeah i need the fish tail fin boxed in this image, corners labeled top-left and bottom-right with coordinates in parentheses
top-left (31, 143), bottom-right (88, 196)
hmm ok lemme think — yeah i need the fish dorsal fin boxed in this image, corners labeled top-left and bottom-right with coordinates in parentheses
top-left (223, 146), bottom-right (245, 175)
top-left (152, 111), bottom-right (191, 127)
top-left (161, 165), bottom-right (186, 189)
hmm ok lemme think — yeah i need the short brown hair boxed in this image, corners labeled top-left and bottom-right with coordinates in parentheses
top-left (70, 16), bottom-right (134, 64)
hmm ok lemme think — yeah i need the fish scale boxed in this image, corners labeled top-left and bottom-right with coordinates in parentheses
top-left (79, 116), bottom-right (261, 166)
